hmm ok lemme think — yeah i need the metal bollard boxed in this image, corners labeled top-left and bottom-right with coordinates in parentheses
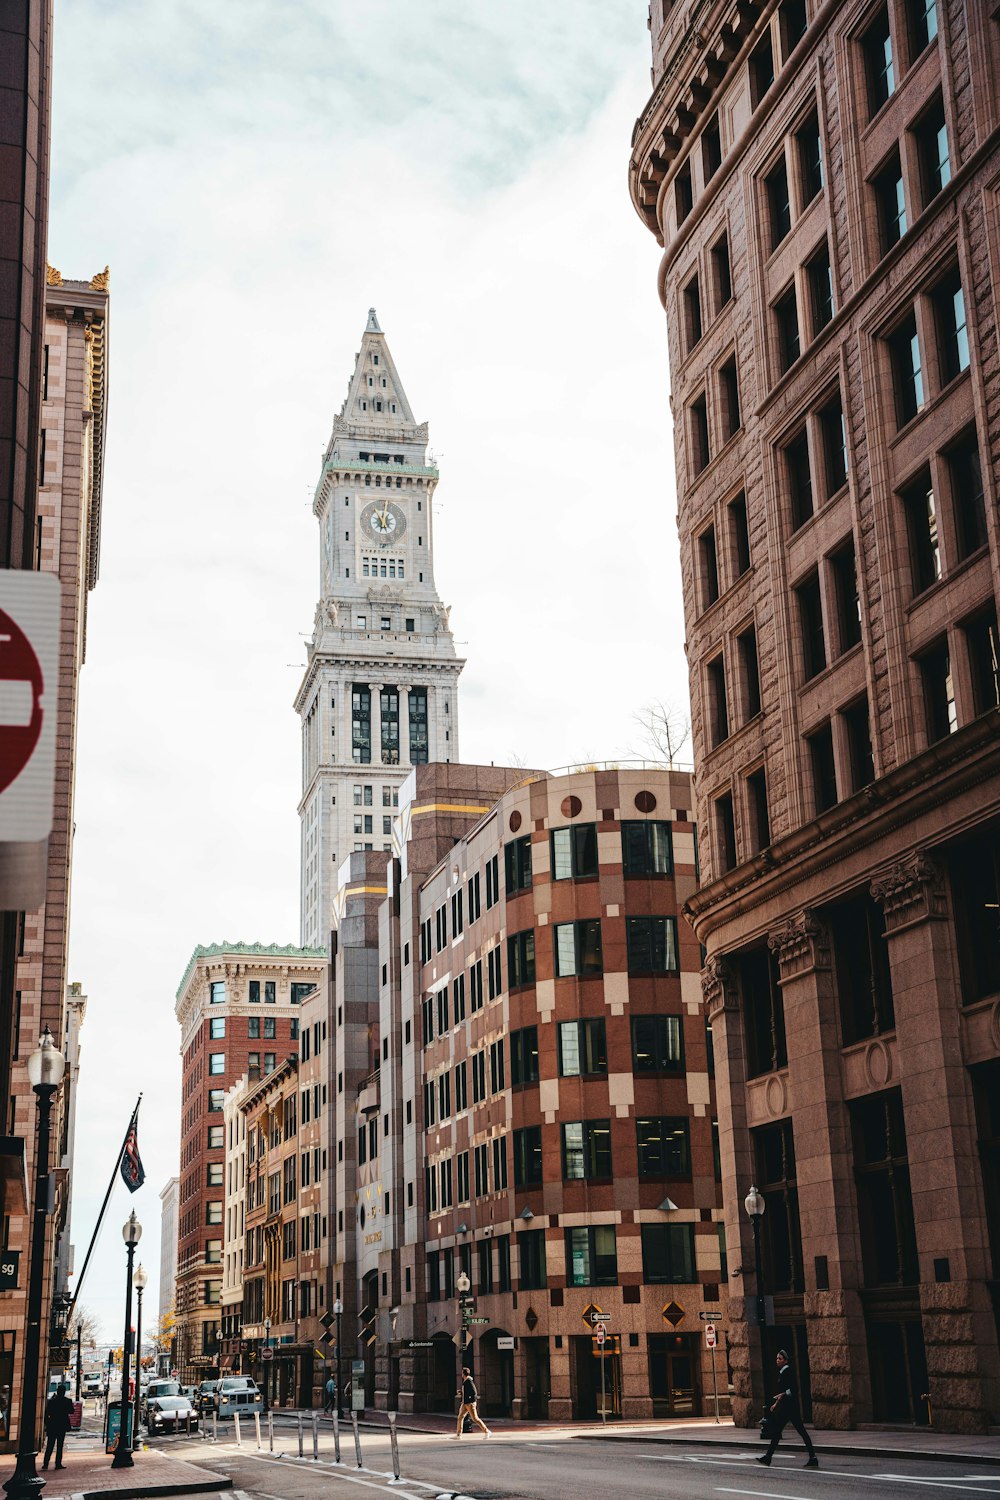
top-left (388, 1412), bottom-right (400, 1482)
top-left (186, 1411), bottom-right (191, 1438)
top-left (297, 1412), bottom-right (304, 1457)
top-left (212, 1411), bottom-right (218, 1443)
top-left (268, 1411), bottom-right (274, 1452)
top-left (234, 1411), bottom-right (242, 1448)
top-left (311, 1410), bottom-right (319, 1460)
top-left (351, 1411), bottom-right (362, 1468)
top-left (333, 1412), bottom-right (341, 1464)
top-left (254, 1412), bottom-right (262, 1450)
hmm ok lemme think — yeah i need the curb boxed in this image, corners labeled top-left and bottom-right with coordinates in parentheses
top-left (573, 1433), bottom-right (1000, 1467)
top-left (77, 1482), bottom-right (231, 1499)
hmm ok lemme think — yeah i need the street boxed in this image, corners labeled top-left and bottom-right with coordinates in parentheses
top-left (143, 1425), bottom-right (1000, 1500)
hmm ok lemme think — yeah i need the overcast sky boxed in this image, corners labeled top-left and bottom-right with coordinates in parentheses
top-left (51, 0), bottom-right (686, 1341)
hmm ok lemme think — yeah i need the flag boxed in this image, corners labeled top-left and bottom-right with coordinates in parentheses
top-left (120, 1119), bottom-right (145, 1193)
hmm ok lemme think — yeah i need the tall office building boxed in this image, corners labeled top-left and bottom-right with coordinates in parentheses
top-left (296, 310), bottom-right (464, 950)
top-left (629, 0), bottom-right (1000, 1431)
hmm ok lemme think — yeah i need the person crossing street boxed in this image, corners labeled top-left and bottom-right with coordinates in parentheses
top-left (42, 1382), bottom-right (74, 1470)
top-left (757, 1350), bottom-right (818, 1468)
top-left (451, 1367), bottom-right (491, 1439)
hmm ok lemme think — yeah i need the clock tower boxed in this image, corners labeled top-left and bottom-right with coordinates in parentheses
top-left (296, 310), bottom-right (465, 947)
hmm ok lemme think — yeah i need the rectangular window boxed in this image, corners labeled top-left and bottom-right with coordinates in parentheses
top-left (863, 9), bottom-right (895, 115)
top-left (558, 1018), bottom-right (608, 1077)
top-left (562, 1119), bottom-right (613, 1180)
top-left (742, 948), bottom-right (787, 1077)
top-left (489, 1038), bottom-right (505, 1095)
top-left (934, 269), bottom-right (970, 385)
top-left (875, 150), bottom-right (906, 253)
top-left (409, 686), bottom-right (428, 764)
top-left (566, 1225), bottom-right (618, 1287)
top-left (513, 1125), bottom-right (543, 1187)
top-left (965, 609), bottom-right (1000, 717)
top-left (775, 285), bottom-right (800, 373)
top-left (264, 1016), bottom-right (276, 1040)
top-left (438, 1070), bottom-right (452, 1120)
top-left (631, 1014), bottom-right (684, 1073)
top-left (208, 1089), bottom-right (224, 1112)
top-left (909, 0), bottom-right (938, 55)
top-left (707, 653), bottom-right (729, 746)
top-left (497, 1234), bottom-right (512, 1292)
top-left (785, 429), bottom-right (814, 531)
top-left (209, 1017), bottom-right (225, 1040)
top-left (746, 765), bottom-right (771, 852)
top-left (919, 637), bottom-right (957, 742)
top-left (510, 1026), bottom-right (539, 1086)
top-left (553, 919), bottom-right (603, 977)
top-left (807, 241), bottom-right (834, 335)
top-left (683, 275), bottom-right (703, 352)
top-left (796, 571), bottom-right (826, 680)
top-left (207, 1162), bottom-right (223, 1187)
top-left (471, 1050), bottom-right (486, 1104)
top-left (889, 312), bottom-right (924, 427)
top-left (951, 834), bottom-right (1000, 1003)
top-left (949, 431), bottom-right (987, 559)
top-left (675, 160), bottom-right (693, 225)
top-left (832, 539), bottom-right (862, 652)
top-left (808, 720), bottom-right (838, 812)
top-left (641, 1223), bottom-right (696, 1283)
top-left (719, 356), bottom-right (741, 440)
top-left (796, 110), bottom-right (823, 204)
top-left (689, 392), bottom-right (710, 475)
top-left (698, 524), bottom-right (720, 610)
top-left (843, 695), bottom-right (875, 792)
top-left (208, 1125), bottom-right (224, 1149)
top-left (248, 980), bottom-right (259, 1003)
top-left (821, 392), bottom-right (848, 495)
top-left (504, 835), bottom-right (533, 894)
top-left (851, 1090), bottom-right (918, 1286)
top-left (208, 1052), bottom-right (225, 1075)
top-left (551, 823), bottom-right (598, 880)
top-left (265, 981), bottom-right (275, 1003)
top-left (210, 981), bottom-right (226, 1005)
top-left (749, 30), bottom-right (775, 108)
top-left (625, 916), bottom-right (679, 975)
top-left (474, 1143), bottom-right (488, 1197)
top-left (737, 625), bottom-right (761, 720)
top-left (469, 960), bottom-right (484, 1012)
top-left (518, 1229), bottom-right (547, 1289)
top-left (454, 1059), bottom-right (468, 1111)
top-left (901, 469), bottom-right (940, 595)
top-left (352, 684), bottom-right (372, 764)
top-left (916, 96), bottom-right (950, 205)
top-left (484, 854), bottom-right (499, 908)
top-left (453, 972), bottom-right (466, 1024)
top-left (712, 232), bottom-right (732, 310)
top-left (457, 1151), bottom-right (470, 1204)
top-left (702, 115), bottom-right (722, 182)
top-left (493, 1135), bottom-right (508, 1190)
top-left (728, 491), bottom-right (751, 577)
top-left (715, 791), bottom-right (737, 873)
top-left (622, 820), bottom-right (673, 875)
top-left (766, 157), bottom-right (791, 249)
top-left (478, 1237), bottom-right (493, 1293)
top-left (507, 930), bottom-right (536, 988)
top-left (779, 0), bottom-right (808, 56)
top-left (637, 1117), bottom-right (691, 1176)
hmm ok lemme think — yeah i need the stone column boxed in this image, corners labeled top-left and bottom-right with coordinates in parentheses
top-left (398, 684), bottom-right (410, 768)
top-left (340, 679), bottom-right (354, 768)
top-left (767, 913), bottom-right (870, 1429)
top-left (871, 853), bottom-right (1000, 1432)
top-left (369, 684), bottom-right (383, 768)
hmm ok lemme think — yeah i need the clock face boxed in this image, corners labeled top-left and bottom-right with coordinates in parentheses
top-left (361, 500), bottom-right (406, 546)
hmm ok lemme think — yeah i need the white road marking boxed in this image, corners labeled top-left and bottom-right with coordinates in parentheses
top-left (877, 1480), bottom-right (1000, 1494)
top-left (232, 1450), bottom-right (466, 1499)
top-left (716, 1489), bottom-right (816, 1500)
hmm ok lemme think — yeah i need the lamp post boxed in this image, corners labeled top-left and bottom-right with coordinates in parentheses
top-left (3, 1029), bottom-right (66, 1500)
top-left (332, 1299), bottom-right (343, 1418)
top-left (262, 1317), bottom-right (271, 1415)
top-left (132, 1265), bottom-right (147, 1450)
top-left (111, 1212), bottom-right (141, 1469)
top-left (455, 1271), bottom-right (471, 1423)
top-left (745, 1185), bottom-right (769, 1405)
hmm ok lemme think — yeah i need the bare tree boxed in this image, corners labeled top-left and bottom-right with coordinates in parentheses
top-left (67, 1306), bottom-right (102, 1349)
top-left (631, 700), bottom-right (692, 767)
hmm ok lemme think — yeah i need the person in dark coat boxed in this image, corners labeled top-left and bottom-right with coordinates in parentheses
top-left (757, 1350), bottom-right (818, 1468)
top-left (42, 1382), bottom-right (74, 1470)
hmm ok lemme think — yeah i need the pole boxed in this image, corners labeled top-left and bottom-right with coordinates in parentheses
top-left (711, 1340), bottom-right (720, 1423)
top-left (2, 1080), bottom-right (57, 1500)
top-left (65, 1097), bottom-right (141, 1332)
top-left (75, 1324), bottom-right (82, 1403)
top-left (600, 1340), bottom-right (606, 1424)
top-left (111, 1238), bottom-right (136, 1469)
top-left (336, 1308), bottom-right (343, 1419)
top-left (751, 1211), bottom-right (769, 1405)
top-left (132, 1283), bottom-right (143, 1449)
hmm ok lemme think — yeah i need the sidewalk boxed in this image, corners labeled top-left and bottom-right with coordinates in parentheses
top-left (0, 1435), bottom-right (230, 1499)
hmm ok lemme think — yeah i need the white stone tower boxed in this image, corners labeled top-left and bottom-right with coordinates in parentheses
top-left (296, 310), bottom-right (464, 947)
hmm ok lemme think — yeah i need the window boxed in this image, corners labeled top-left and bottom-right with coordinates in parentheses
top-left (631, 1015), bottom-right (683, 1073)
top-left (208, 1089), bottom-right (224, 1112)
top-left (626, 916), bottom-right (679, 974)
top-left (843, 696), bottom-right (875, 792)
top-left (728, 492), bottom-right (751, 577)
top-left (741, 948), bottom-right (787, 1077)
top-left (566, 1225), bottom-right (617, 1286)
top-left (779, 0), bottom-right (808, 55)
top-left (808, 721), bottom-right (838, 812)
top-left (558, 1018), bottom-right (607, 1077)
top-left (785, 429), bottom-right (814, 531)
top-left (965, 609), bottom-right (1000, 717)
top-left (507, 930), bottom-right (535, 988)
top-left (265, 981), bottom-right (275, 1004)
top-left (863, 9), bottom-right (895, 116)
top-left (454, 1059), bottom-right (468, 1111)
top-left (637, 1117), bottom-right (691, 1176)
top-left (622, 820), bottom-right (673, 875)
top-left (471, 1050), bottom-right (486, 1104)
top-left (715, 792), bottom-right (737, 873)
top-left (919, 637), bottom-right (957, 742)
top-left (489, 1038), bottom-right (505, 1095)
top-left (702, 114), bottom-right (722, 181)
top-left (453, 973), bottom-right (466, 1023)
top-left (832, 540), bottom-right (862, 652)
top-left (207, 1162), bottom-right (223, 1187)
top-left (675, 160), bottom-right (693, 225)
top-left (551, 823), bottom-right (598, 879)
top-left (851, 1091), bottom-right (918, 1286)
top-left (796, 110), bottom-right (823, 204)
top-left (706, 654), bottom-right (729, 746)
top-left (518, 1229), bottom-right (546, 1289)
top-left (248, 980), bottom-right (260, 1003)
top-left (438, 1070), bottom-right (452, 1120)
top-left (796, 571), bottom-right (826, 680)
top-left (831, 894), bottom-right (894, 1044)
top-left (205, 1238), bottom-right (222, 1265)
top-left (889, 312), bottom-right (924, 427)
top-left (562, 1119), bottom-right (613, 1180)
top-left (933, 269), bottom-right (969, 385)
top-left (719, 356), bottom-right (741, 440)
top-left (493, 1136), bottom-right (507, 1190)
top-left (210, 981), bottom-right (226, 1005)
top-left (641, 1223), bottom-right (696, 1283)
top-left (775, 285), bottom-right (800, 373)
top-left (909, 0), bottom-right (937, 55)
top-left (754, 1119), bottom-right (804, 1293)
top-left (765, 157), bottom-right (791, 249)
top-left (712, 233), bottom-right (732, 310)
top-left (209, 1017), bottom-right (225, 1040)
top-left (504, 835), bottom-right (532, 894)
top-left (916, 96), bottom-right (950, 205)
top-left (208, 1125), bottom-right (224, 1149)
top-left (874, 151), bottom-right (906, 253)
top-left (901, 470), bottom-right (940, 595)
top-left (553, 919), bottom-right (603, 977)
top-left (949, 431), bottom-right (987, 559)
top-left (469, 960), bottom-right (484, 1012)
top-left (683, 275), bottom-right (703, 352)
top-left (485, 853), bottom-right (499, 908)
top-left (698, 524), bottom-right (720, 610)
top-left (510, 1027), bottom-right (539, 1086)
top-left (473, 1142), bottom-right (488, 1198)
top-left (264, 1016), bottom-right (276, 1040)
top-left (689, 392), bottom-right (710, 475)
top-left (951, 832), bottom-right (1000, 1003)
top-left (749, 30), bottom-right (775, 108)
top-left (820, 392), bottom-right (848, 496)
top-left (513, 1125), bottom-right (543, 1187)
top-left (807, 241), bottom-right (834, 335)
top-left (746, 765), bottom-right (771, 852)
top-left (206, 1201), bottom-right (223, 1225)
top-left (478, 1237), bottom-right (493, 1292)
top-left (204, 1280), bottom-right (221, 1306)
top-left (263, 1052), bottom-right (275, 1075)
top-left (737, 625), bottom-right (761, 720)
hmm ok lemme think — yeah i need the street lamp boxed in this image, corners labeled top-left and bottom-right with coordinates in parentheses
top-left (332, 1299), bottom-right (343, 1419)
top-left (132, 1264), bottom-right (148, 1449)
top-left (111, 1212), bottom-right (142, 1470)
top-left (455, 1271), bottom-right (471, 1424)
top-left (745, 1185), bottom-right (769, 1404)
top-left (3, 1029), bottom-right (65, 1500)
top-left (262, 1317), bottom-right (271, 1415)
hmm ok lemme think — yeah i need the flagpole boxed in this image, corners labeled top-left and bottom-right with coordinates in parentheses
top-left (65, 1095), bottom-right (142, 1330)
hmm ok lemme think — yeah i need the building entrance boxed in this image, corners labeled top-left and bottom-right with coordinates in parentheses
top-left (571, 1334), bottom-right (621, 1419)
top-left (648, 1333), bottom-right (697, 1416)
top-left (522, 1337), bottom-right (549, 1418)
top-left (867, 1317), bottom-right (929, 1424)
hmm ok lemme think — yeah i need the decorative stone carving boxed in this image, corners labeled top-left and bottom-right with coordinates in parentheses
top-left (702, 954), bottom-right (737, 1015)
top-left (870, 852), bottom-right (947, 932)
top-left (767, 909), bottom-right (830, 980)
top-left (765, 1073), bottom-right (788, 1118)
top-left (46, 264), bottom-right (63, 286)
top-left (864, 1038), bottom-right (892, 1090)
top-left (89, 266), bottom-right (110, 290)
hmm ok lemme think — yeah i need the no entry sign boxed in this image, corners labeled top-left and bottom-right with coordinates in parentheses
top-left (0, 571), bottom-right (60, 840)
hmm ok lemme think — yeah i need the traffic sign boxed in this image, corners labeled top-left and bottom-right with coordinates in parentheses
top-left (0, 572), bottom-right (60, 840)
top-left (705, 1322), bottom-right (718, 1348)
top-left (588, 1310), bottom-right (609, 1325)
top-left (262, 1348), bottom-right (273, 1361)
top-left (699, 1311), bottom-right (722, 1321)
top-left (595, 1322), bottom-right (607, 1346)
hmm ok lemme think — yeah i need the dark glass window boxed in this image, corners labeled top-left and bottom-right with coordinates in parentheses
top-left (948, 431), bottom-right (987, 559)
top-left (750, 31), bottom-right (775, 108)
top-left (831, 894), bottom-right (895, 1044)
top-left (728, 492), bottom-right (751, 576)
top-left (916, 96), bottom-right (950, 205)
top-left (754, 1120), bottom-right (804, 1293)
top-left (919, 637), bottom-right (957, 742)
top-left (741, 948), bottom-right (787, 1078)
top-left (641, 1223), bottom-right (696, 1283)
top-left (631, 1014), bottom-right (684, 1073)
top-left (796, 111), bottom-right (823, 203)
top-left (890, 313), bottom-right (924, 427)
top-left (562, 1119), bottom-right (613, 1180)
top-left (965, 609), bottom-right (1000, 717)
top-left (843, 696), bottom-right (875, 792)
top-left (712, 233), bottom-right (732, 309)
top-left (766, 157), bottom-right (792, 249)
top-left (622, 820), bottom-right (673, 875)
top-left (504, 835), bottom-right (533, 895)
top-left (875, 152), bottom-right (906, 254)
top-left (933, 269), bottom-right (969, 384)
top-left (738, 625), bottom-right (761, 720)
top-left (707, 654), bottom-right (729, 745)
top-left (637, 1117), bottom-right (691, 1176)
top-left (796, 571), bottom-right (826, 680)
top-left (510, 1026), bottom-right (539, 1086)
top-left (408, 686), bottom-right (428, 763)
top-left (716, 792), bottom-right (737, 873)
top-left (808, 721), bottom-right (838, 812)
top-left (513, 1126), bottom-right (543, 1187)
top-left (786, 429), bottom-right (814, 530)
top-left (698, 524), bottom-right (719, 609)
top-left (690, 393), bottom-right (710, 475)
top-left (908, 0), bottom-right (938, 55)
top-left (775, 285), bottom-right (800, 373)
top-left (820, 393), bottom-right (848, 495)
top-left (507, 930), bottom-right (536, 988)
top-left (951, 834), bottom-right (1000, 1004)
top-left (808, 242), bottom-right (834, 334)
top-left (832, 539), bottom-right (862, 651)
top-left (746, 766), bottom-right (771, 852)
top-left (551, 823), bottom-right (598, 880)
top-left (720, 356), bottom-right (741, 441)
top-left (901, 470), bottom-right (940, 595)
top-left (625, 917), bottom-right (679, 975)
top-left (517, 1229), bottom-right (546, 1289)
top-left (352, 684), bottom-right (371, 764)
top-left (675, 161), bottom-right (693, 224)
top-left (559, 1018), bottom-right (607, 1077)
top-left (702, 114), bottom-right (722, 181)
top-left (565, 1226), bottom-right (618, 1287)
top-left (851, 1090), bottom-right (918, 1286)
top-left (553, 919), bottom-right (603, 977)
top-left (684, 275), bottom-right (703, 352)
top-left (863, 9), bottom-right (895, 115)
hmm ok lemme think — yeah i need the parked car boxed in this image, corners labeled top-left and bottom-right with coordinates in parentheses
top-left (215, 1376), bottom-right (261, 1418)
top-left (146, 1395), bottom-right (199, 1435)
top-left (196, 1380), bottom-right (219, 1413)
top-left (141, 1378), bottom-right (181, 1422)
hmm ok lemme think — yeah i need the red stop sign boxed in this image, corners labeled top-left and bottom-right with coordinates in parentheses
top-left (0, 607), bottom-right (44, 795)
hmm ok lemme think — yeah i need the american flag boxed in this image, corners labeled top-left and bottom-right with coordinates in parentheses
top-left (119, 1120), bottom-right (145, 1193)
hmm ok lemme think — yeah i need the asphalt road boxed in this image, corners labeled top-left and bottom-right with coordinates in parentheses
top-left (150, 1427), bottom-right (1000, 1500)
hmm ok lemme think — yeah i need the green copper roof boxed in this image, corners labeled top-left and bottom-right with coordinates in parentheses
top-left (175, 941), bottom-right (327, 1002)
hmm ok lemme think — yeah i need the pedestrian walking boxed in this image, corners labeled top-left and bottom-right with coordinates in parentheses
top-left (451, 1367), bottom-right (491, 1439)
top-left (757, 1350), bottom-right (818, 1468)
top-left (323, 1374), bottom-right (337, 1413)
top-left (42, 1382), bottom-right (74, 1470)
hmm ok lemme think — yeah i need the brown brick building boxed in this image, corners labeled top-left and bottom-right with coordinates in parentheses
top-left (629, 0), bottom-right (1000, 1432)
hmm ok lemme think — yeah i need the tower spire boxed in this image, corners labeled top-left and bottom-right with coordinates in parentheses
top-left (366, 307), bottom-right (381, 333)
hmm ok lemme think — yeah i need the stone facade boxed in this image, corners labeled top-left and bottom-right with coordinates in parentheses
top-left (296, 310), bottom-right (464, 951)
top-left (629, 0), bottom-right (1000, 1431)
top-left (158, 1176), bottom-right (179, 1336)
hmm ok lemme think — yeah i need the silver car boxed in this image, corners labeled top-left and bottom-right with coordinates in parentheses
top-left (215, 1376), bottom-right (261, 1417)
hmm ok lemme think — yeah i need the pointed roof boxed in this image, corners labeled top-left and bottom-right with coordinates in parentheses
top-left (366, 307), bottom-right (382, 332)
top-left (336, 311), bottom-right (416, 428)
